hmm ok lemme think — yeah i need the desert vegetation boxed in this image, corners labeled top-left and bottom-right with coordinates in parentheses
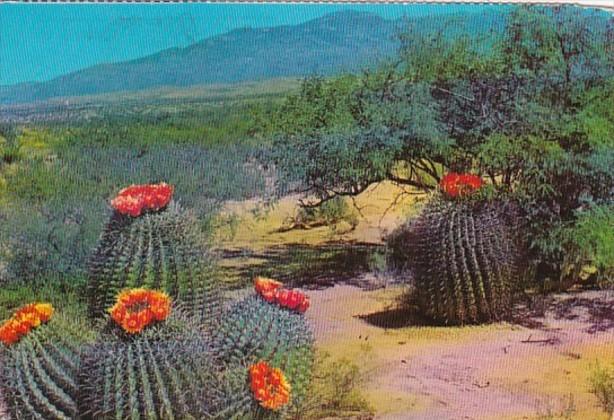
top-left (1, 5), bottom-right (613, 419)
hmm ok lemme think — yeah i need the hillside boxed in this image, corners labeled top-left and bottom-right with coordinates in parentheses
top-left (0, 9), bottom-right (507, 104)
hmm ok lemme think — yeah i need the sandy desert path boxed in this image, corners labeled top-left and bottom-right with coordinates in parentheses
top-left (306, 284), bottom-right (614, 420)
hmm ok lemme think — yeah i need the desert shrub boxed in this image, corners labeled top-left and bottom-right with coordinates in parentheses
top-left (288, 196), bottom-right (359, 232)
top-left (290, 351), bottom-right (373, 419)
top-left (258, 5), bottom-right (614, 288)
top-left (0, 279), bottom-right (86, 320)
top-left (0, 138), bottom-right (266, 283)
top-left (589, 362), bottom-right (614, 414)
top-left (549, 205), bottom-right (614, 288)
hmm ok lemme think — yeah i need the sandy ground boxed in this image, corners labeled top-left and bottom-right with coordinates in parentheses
top-left (306, 285), bottom-right (614, 420)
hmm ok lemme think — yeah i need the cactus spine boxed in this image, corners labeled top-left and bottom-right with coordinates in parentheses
top-left (86, 202), bottom-right (222, 325)
top-left (406, 199), bottom-right (520, 325)
top-left (77, 335), bottom-right (220, 420)
top-left (1, 314), bottom-right (94, 420)
top-left (211, 294), bottom-right (314, 412)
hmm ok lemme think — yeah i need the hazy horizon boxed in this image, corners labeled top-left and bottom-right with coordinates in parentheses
top-left (1, 4), bottom-right (497, 86)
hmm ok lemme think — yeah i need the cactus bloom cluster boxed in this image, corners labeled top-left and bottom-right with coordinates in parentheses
top-left (249, 361), bottom-right (291, 410)
top-left (108, 288), bottom-right (171, 334)
top-left (111, 182), bottom-right (174, 217)
top-left (0, 303), bottom-right (54, 345)
top-left (440, 172), bottom-right (483, 198)
top-left (254, 277), bottom-right (310, 313)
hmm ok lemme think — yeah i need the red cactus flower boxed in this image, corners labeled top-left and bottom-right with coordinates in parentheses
top-left (249, 361), bottom-right (291, 410)
top-left (440, 173), bottom-right (483, 198)
top-left (111, 182), bottom-right (174, 217)
top-left (274, 289), bottom-right (310, 313)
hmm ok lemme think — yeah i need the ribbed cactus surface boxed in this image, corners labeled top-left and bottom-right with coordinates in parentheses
top-left (77, 335), bottom-right (220, 420)
top-left (86, 202), bottom-right (222, 325)
top-left (211, 294), bottom-right (314, 412)
top-left (1, 314), bottom-right (94, 420)
top-left (406, 199), bottom-right (520, 325)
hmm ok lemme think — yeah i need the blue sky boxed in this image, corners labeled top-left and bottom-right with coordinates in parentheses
top-left (0, 4), bottom-right (489, 86)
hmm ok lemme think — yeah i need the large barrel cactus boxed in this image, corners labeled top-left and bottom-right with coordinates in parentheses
top-left (1, 312), bottom-right (95, 420)
top-left (389, 173), bottom-right (522, 325)
top-left (211, 290), bottom-right (314, 413)
top-left (87, 199), bottom-right (222, 325)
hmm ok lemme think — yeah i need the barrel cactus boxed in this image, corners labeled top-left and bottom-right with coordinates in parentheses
top-left (76, 334), bottom-right (222, 419)
top-left (1, 306), bottom-right (95, 420)
top-left (86, 183), bottom-right (222, 326)
top-left (211, 278), bottom-right (314, 413)
top-left (390, 173), bottom-right (521, 325)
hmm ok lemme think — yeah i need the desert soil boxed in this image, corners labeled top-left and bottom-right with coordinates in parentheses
top-left (306, 284), bottom-right (614, 420)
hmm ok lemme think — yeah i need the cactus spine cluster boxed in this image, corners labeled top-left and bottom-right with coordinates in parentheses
top-left (86, 202), bottom-right (221, 325)
top-left (1, 314), bottom-right (94, 420)
top-left (212, 294), bottom-right (314, 412)
top-left (77, 334), bottom-right (220, 419)
top-left (406, 199), bottom-right (520, 325)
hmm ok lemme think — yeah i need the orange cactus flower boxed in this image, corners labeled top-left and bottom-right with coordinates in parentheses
top-left (254, 277), bottom-right (283, 303)
top-left (111, 182), bottom-right (174, 217)
top-left (0, 302), bottom-right (54, 346)
top-left (440, 173), bottom-right (483, 198)
top-left (249, 361), bottom-right (291, 410)
top-left (108, 288), bottom-right (171, 334)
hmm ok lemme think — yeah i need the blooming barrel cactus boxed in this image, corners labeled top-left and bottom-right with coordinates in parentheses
top-left (2, 182), bottom-right (316, 419)
top-left (390, 173), bottom-right (521, 325)
top-left (211, 277), bottom-right (314, 415)
top-left (86, 183), bottom-right (222, 327)
top-left (1, 306), bottom-right (95, 420)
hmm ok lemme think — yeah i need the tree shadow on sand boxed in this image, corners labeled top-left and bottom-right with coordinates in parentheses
top-left (356, 290), bottom-right (438, 328)
top-left (219, 241), bottom-right (383, 289)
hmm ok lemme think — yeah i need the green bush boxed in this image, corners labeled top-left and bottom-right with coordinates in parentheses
top-left (589, 362), bottom-right (614, 414)
top-left (551, 205), bottom-right (614, 287)
top-left (290, 351), bottom-right (373, 419)
top-left (290, 196), bottom-right (359, 232)
top-left (0, 135), bottom-right (266, 283)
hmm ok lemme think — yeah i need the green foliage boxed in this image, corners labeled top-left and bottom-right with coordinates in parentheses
top-left (589, 361), bottom-right (614, 414)
top-left (259, 5), bottom-right (614, 286)
top-left (291, 196), bottom-right (359, 232)
top-left (290, 351), bottom-right (373, 419)
top-left (1, 313), bottom-right (96, 420)
top-left (390, 198), bottom-right (521, 324)
top-left (256, 75), bottom-right (360, 139)
top-left (550, 205), bottom-right (614, 286)
top-left (0, 279), bottom-right (86, 321)
top-left (0, 131), bottom-right (266, 282)
top-left (86, 202), bottom-right (222, 324)
top-left (211, 294), bottom-right (314, 412)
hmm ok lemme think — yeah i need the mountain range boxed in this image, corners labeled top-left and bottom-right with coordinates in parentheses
top-left (0, 9), bottom-right (507, 105)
